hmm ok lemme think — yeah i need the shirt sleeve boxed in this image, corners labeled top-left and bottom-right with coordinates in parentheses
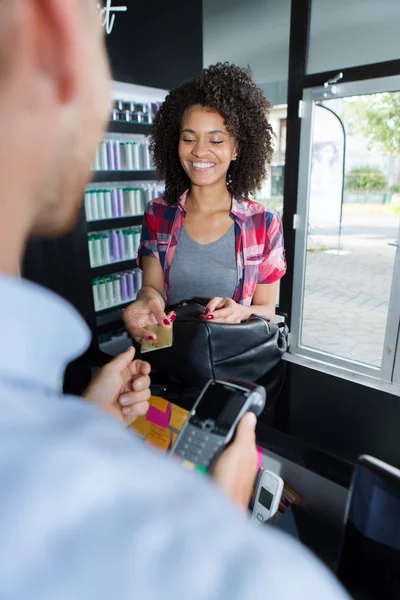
top-left (137, 202), bottom-right (159, 268)
top-left (257, 211), bottom-right (287, 284)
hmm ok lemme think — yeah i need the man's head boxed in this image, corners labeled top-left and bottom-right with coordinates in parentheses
top-left (0, 0), bottom-right (110, 244)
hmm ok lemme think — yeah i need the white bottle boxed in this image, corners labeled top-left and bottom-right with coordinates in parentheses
top-left (88, 235), bottom-right (96, 268)
top-left (92, 280), bottom-right (101, 311)
top-left (105, 277), bottom-right (114, 306)
top-left (113, 276), bottom-right (122, 305)
top-left (100, 142), bottom-right (108, 170)
top-left (105, 190), bottom-right (113, 219)
top-left (125, 143), bottom-right (134, 170)
top-left (98, 191), bottom-right (106, 220)
top-left (127, 230), bottom-right (135, 259)
top-left (132, 142), bottom-right (140, 170)
top-left (102, 234), bottom-right (111, 265)
top-left (94, 235), bottom-right (103, 266)
top-left (128, 189), bottom-right (135, 215)
top-left (98, 278), bottom-right (107, 308)
top-left (91, 192), bottom-right (99, 221)
top-left (84, 193), bottom-right (93, 222)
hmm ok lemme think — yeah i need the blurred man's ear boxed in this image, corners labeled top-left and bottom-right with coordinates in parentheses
top-left (31, 0), bottom-right (85, 105)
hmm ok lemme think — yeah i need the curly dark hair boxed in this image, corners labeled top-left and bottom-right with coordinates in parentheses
top-left (149, 62), bottom-right (274, 205)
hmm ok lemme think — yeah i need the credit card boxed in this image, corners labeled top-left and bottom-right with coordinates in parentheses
top-left (140, 324), bottom-right (173, 353)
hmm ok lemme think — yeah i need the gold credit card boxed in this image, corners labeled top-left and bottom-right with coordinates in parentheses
top-left (140, 324), bottom-right (173, 353)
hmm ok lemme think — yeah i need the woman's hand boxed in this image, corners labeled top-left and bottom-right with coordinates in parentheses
top-left (123, 290), bottom-right (176, 342)
top-left (201, 297), bottom-right (247, 324)
top-left (83, 347), bottom-right (151, 425)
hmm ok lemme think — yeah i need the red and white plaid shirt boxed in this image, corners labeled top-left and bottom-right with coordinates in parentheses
top-left (138, 190), bottom-right (286, 306)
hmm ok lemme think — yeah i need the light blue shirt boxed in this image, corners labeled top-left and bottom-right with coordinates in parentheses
top-left (0, 273), bottom-right (349, 599)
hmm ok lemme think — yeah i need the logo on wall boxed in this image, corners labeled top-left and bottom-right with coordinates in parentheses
top-left (98, 1), bottom-right (128, 35)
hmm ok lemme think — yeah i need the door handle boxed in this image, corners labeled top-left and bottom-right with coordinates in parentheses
top-left (387, 241), bottom-right (400, 248)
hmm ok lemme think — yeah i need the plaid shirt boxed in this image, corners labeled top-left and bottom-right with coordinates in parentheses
top-left (137, 190), bottom-right (286, 306)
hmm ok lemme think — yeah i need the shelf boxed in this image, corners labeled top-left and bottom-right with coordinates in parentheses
top-left (96, 319), bottom-right (126, 337)
top-left (86, 215), bottom-right (143, 232)
top-left (91, 259), bottom-right (137, 277)
top-left (91, 170), bottom-right (159, 183)
top-left (107, 121), bottom-right (152, 135)
top-left (95, 300), bottom-right (133, 316)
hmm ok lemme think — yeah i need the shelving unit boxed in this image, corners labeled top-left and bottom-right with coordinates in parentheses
top-left (91, 258), bottom-right (137, 278)
top-left (87, 215), bottom-right (143, 232)
top-left (80, 82), bottom-right (168, 349)
top-left (91, 170), bottom-right (159, 184)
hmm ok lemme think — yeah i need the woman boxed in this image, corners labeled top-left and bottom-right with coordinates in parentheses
top-left (124, 63), bottom-right (286, 342)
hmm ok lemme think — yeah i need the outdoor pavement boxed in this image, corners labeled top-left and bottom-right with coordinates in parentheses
top-left (300, 204), bottom-right (398, 367)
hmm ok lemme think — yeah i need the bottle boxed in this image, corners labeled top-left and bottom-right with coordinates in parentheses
top-left (132, 142), bottom-right (140, 170)
top-left (114, 141), bottom-right (122, 171)
top-left (105, 277), bottom-right (114, 306)
top-left (107, 141), bottom-right (115, 170)
top-left (134, 188), bottom-right (142, 214)
top-left (111, 189), bottom-right (119, 217)
top-left (128, 189), bottom-right (135, 215)
top-left (100, 142), bottom-right (108, 170)
top-left (117, 230), bottom-right (125, 261)
top-left (109, 230), bottom-right (119, 261)
top-left (98, 191), bottom-right (106, 220)
top-left (92, 280), bottom-right (101, 311)
top-left (84, 193), bottom-right (93, 222)
top-left (91, 192), bottom-right (99, 221)
top-left (105, 190), bottom-right (113, 219)
top-left (98, 278), bottom-right (107, 307)
top-left (101, 234), bottom-right (110, 265)
top-left (126, 230), bottom-right (135, 259)
top-left (120, 274), bottom-right (128, 301)
top-left (125, 143), bottom-right (134, 170)
top-left (127, 272), bottom-right (134, 299)
top-left (88, 235), bottom-right (96, 267)
top-left (113, 275), bottom-right (122, 305)
top-left (117, 189), bottom-right (124, 217)
top-left (94, 234), bottom-right (103, 266)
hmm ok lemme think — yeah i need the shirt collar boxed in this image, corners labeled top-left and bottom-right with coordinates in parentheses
top-left (0, 273), bottom-right (90, 394)
top-left (177, 189), bottom-right (247, 223)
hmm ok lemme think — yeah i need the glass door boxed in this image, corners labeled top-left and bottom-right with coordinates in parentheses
top-left (291, 75), bottom-right (400, 381)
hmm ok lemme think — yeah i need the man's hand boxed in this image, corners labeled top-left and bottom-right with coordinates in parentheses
top-left (212, 412), bottom-right (259, 510)
top-left (83, 347), bottom-right (151, 425)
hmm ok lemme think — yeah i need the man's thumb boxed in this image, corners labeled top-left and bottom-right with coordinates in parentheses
top-left (235, 412), bottom-right (257, 442)
top-left (106, 346), bottom-right (135, 371)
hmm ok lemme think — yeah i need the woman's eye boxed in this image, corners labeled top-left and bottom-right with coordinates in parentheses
top-left (210, 141), bottom-right (223, 145)
top-left (183, 138), bottom-right (195, 143)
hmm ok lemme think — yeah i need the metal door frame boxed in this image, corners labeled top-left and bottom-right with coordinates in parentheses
top-left (290, 75), bottom-right (400, 382)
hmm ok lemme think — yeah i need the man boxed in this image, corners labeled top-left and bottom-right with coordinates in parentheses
top-left (0, 1), bottom-right (349, 598)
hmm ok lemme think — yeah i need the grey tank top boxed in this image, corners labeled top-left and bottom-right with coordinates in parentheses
top-left (168, 225), bottom-right (237, 305)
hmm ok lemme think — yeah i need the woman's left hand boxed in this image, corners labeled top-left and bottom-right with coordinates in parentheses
top-left (200, 297), bottom-right (247, 324)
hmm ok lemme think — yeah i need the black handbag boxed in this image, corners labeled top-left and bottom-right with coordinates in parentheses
top-left (139, 299), bottom-right (289, 388)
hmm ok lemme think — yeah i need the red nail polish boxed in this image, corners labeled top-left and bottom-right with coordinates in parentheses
top-left (145, 336), bottom-right (154, 341)
top-left (170, 313), bottom-right (176, 322)
top-left (207, 314), bottom-right (214, 320)
top-left (205, 308), bottom-right (210, 315)
top-left (163, 319), bottom-right (170, 326)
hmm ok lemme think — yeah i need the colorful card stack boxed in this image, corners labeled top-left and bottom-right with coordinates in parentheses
top-left (88, 227), bottom-right (142, 267)
top-left (92, 268), bottom-right (143, 312)
top-left (92, 139), bottom-right (153, 171)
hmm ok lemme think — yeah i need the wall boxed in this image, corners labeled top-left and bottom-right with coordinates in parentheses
top-left (105, 0), bottom-right (203, 90)
top-left (274, 361), bottom-right (400, 470)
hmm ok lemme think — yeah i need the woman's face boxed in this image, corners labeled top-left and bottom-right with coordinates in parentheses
top-left (178, 105), bottom-right (237, 189)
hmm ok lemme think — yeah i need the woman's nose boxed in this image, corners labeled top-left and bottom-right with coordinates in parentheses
top-left (191, 139), bottom-right (210, 157)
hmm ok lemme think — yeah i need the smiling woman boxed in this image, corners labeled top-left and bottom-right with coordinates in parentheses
top-left (123, 63), bottom-right (286, 344)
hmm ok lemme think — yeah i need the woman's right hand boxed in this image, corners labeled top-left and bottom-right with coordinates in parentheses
top-left (123, 291), bottom-right (176, 342)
